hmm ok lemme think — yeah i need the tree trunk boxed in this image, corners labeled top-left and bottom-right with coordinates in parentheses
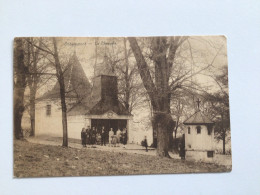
top-left (123, 38), bottom-right (130, 112)
top-left (26, 39), bottom-right (36, 137)
top-left (221, 113), bottom-right (225, 154)
top-left (53, 38), bottom-right (68, 147)
top-left (153, 94), bottom-right (172, 158)
top-left (153, 111), bottom-right (173, 158)
top-left (128, 37), bottom-right (173, 158)
top-left (157, 120), bottom-right (170, 157)
top-left (29, 86), bottom-right (36, 136)
top-left (28, 38), bottom-right (41, 137)
top-left (13, 38), bottom-right (27, 139)
top-left (223, 129), bottom-right (226, 155)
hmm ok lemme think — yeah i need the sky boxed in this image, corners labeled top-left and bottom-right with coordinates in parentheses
top-left (54, 36), bottom-right (228, 88)
top-left (32, 36), bottom-right (229, 112)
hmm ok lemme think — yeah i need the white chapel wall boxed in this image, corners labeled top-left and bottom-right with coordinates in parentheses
top-left (67, 116), bottom-right (91, 139)
top-left (185, 125), bottom-right (215, 151)
top-left (35, 100), bottom-right (63, 137)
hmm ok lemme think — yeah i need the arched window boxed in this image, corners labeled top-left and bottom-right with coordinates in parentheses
top-left (188, 127), bottom-right (191, 134)
top-left (196, 126), bottom-right (201, 134)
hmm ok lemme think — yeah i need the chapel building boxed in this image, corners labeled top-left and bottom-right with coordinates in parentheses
top-left (35, 53), bottom-right (133, 143)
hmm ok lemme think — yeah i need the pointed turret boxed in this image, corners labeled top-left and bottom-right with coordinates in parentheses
top-left (40, 53), bottom-right (91, 100)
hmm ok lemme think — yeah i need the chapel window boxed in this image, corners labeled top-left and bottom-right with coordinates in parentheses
top-left (196, 126), bottom-right (201, 134)
top-left (188, 127), bottom-right (191, 134)
top-left (46, 104), bottom-right (51, 116)
top-left (207, 151), bottom-right (214, 158)
top-left (207, 125), bottom-right (213, 135)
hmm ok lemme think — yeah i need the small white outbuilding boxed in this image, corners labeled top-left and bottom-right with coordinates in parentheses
top-left (183, 102), bottom-right (215, 162)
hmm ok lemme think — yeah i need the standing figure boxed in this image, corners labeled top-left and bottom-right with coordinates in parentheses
top-left (86, 126), bottom-right (90, 145)
top-left (109, 128), bottom-right (114, 147)
top-left (122, 128), bottom-right (127, 145)
top-left (143, 136), bottom-right (148, 152)
top-left (89, 127), bottom-right (93, 145)
top-left (101, 126), bottom-right (106, 146)
top-left (91, 127), bottom-right (97, 146)
top-left (81, 128), bottom-right (86, 147)
top-left (116, 128), bottom-right (122, 147)
top-left (96, 132), bottom-right (101, 145)
top-left (179, 134), bottom-right (185, 160)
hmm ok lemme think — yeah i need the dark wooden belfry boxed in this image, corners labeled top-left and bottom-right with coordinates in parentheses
top-left (88, 74), bottom-right (130, 137)
top-left (90, 75), bottom-right (121, 114)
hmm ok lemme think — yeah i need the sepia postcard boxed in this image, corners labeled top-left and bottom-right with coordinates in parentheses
top-left (13, 36), bottom-right (231, 178)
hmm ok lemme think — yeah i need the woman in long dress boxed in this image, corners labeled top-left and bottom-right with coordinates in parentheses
top-left (85, 127), bottom-right (90, 145)
top-left (116, 129), bottom-right (122, 147)
top-left (109, 128), bottom-right (114, 147)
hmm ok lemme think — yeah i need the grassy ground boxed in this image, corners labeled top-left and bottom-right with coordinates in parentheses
top-left (14, 140), bottom-right (231, 178)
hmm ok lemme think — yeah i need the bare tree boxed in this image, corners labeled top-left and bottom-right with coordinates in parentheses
top-left (92, 37), bottom-right (144, 114)
top-left (128, 36), bottom-right (227, 157)
top-left (128, 37), bottom-right (187, 157)
top-left (27, 38), bottom-right (69, 147)
top-left (24, 38), bottom-right (53, 136)
top-left (204, 65), bottom-right (230, 154)
top-left (52, 38), bottom-right (68, 147)
top-left (171, 96), bottom-right (185, 139)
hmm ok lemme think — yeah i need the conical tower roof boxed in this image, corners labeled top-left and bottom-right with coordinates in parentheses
top-left (40, 52), bottom-right (91, 100)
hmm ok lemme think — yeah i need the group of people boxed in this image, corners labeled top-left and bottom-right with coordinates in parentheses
top-left (81, 126), bottom-right (127, 148)
top-left (109, 127), bottom-right (128, 147)
top-left (80, 126), bottom-right (98, 147)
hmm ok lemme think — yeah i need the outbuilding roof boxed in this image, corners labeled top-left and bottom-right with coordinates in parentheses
top-left (183, 110), bottom-right (214, 125)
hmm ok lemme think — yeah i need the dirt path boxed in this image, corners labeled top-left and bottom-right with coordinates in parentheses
top-left (27, 136), bottom-right (160, 156)
top-left (26, 136), bottom-right (231, 166)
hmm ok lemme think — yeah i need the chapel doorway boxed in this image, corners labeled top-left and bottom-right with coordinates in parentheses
top-left (91, 119), bottom-right (127, 142)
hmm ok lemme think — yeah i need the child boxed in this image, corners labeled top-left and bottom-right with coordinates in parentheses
top-left (96, 132), bottom-right (101, 145)
top-left (112, 135), bottom-right (117, 147)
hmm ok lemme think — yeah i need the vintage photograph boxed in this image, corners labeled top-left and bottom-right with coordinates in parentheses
top-left (13, 36), bottom-right (231, 177)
